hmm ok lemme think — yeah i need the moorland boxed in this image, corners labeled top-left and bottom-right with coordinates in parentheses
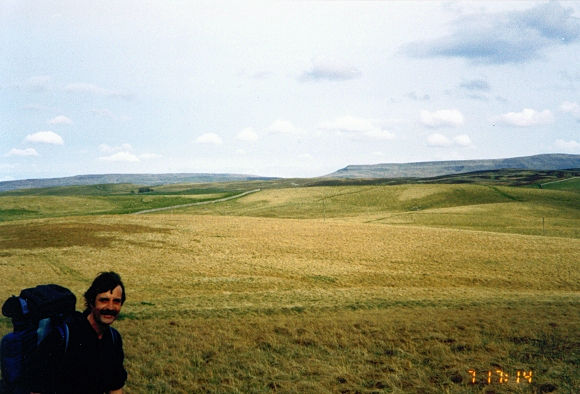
top-left (0, 169), bottom-right (578, 393)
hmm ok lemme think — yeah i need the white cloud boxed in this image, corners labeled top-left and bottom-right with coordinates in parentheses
top-left (560, 101), bottom-right (580, 119)
top-left (364, 129), bottom-right (396, 140)
top-left (554, 139), bottom-right (580, 152)
top-left (496, 108), bottom-right (554, 127)
top-left (269, 120), bottom-right (303, 135)
top-left (427, 133), bottom-right (452, 147)
top-left (99, 143), bottom-right (133, 153)
top-left (97, 144), bottom-right (158, 161)
top-left (453, 134), bottom-right (472, 146)
top-left (196, 133), bottom-right (223, 144)
top-left (139, 153), bottom-right (163, 160)
top-left (420, 109), bottom-right (464, 128)
top-left (25, 131), bottom-right (64, 145)
top-left (300, 58), bottom-right (362, 82)
top-left (319, 115), bottom-right (395, 139)
top-left (65, 83), bottom-right (108, 95)
top-left (237, 127), bottom-right (259, 141)
top-left (6, 148), bottom-right (39, 157)
top-left (427, 133), bottom-right (472, 147)
top-left (48, 115), bottom-right (73, 125)
top-left (99, 152), bottom-right (140, 162)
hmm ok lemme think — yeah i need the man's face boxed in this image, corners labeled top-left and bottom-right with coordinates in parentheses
top-left (90, 285), bottom-right (123, 326)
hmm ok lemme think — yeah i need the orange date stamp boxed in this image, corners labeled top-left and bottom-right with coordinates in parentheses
top-left (467, 369), bottom-right (532, 384)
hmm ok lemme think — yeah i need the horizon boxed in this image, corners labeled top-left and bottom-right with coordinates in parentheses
top-left (2, 1), bottom-right (580, 181)
top-left (1, 152), bottom-right (577, 184)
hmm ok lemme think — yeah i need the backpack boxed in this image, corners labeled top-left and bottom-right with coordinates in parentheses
top-left (0, 284), bottom-right (76, 394)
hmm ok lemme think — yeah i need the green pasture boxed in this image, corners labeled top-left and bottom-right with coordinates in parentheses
top-left (540, 176), bottom-right (580, 191)
top-left (174, 184), bottom-right (579, 238)
top-left (0, 191), bottom-right (233, 221)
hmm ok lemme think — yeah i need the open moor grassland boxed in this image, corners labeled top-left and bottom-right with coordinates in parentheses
top-left (0, 183), bottom-right (578, 392)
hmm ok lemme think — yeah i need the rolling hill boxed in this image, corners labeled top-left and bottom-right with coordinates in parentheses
top-left (0, 173), bottom-right (276, 192)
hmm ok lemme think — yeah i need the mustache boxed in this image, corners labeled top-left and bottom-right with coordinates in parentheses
top-left (99, 309), bottom-right (119, 316)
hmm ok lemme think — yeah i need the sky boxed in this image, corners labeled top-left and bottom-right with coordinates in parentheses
top-left (1, 0), bottom-right (580, 181)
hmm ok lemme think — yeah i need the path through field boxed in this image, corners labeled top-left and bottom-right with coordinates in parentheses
top-left (132, 189), bottom-right (261, 214)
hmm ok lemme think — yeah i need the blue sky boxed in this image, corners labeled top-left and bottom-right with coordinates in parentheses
top-left (1, 1), bottom-right (579, 181)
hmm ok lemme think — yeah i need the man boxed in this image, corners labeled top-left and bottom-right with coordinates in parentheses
top-left (30, 272), bottom-right (127, 394)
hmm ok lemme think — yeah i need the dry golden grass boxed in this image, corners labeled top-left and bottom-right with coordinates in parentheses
top-left (0, 212), bottom-right (578, 392)
top-left (0, 195), bottom-right (116, 215)
top-left (119, 305), bottom-right (577, 393)
top-left (396, 185), bottom-right (441, 201)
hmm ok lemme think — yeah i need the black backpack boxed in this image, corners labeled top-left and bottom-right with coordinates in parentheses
top-left (0, 284), bottom-right (76, 394)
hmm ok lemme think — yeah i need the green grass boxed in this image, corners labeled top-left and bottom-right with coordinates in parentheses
top-left (540, 176), bottom-right (580, 191)
top-left (173, 184), bottom-right (579, 237)
top-left (0, 193), bottom-right (234, 222)
top-left (0, 183), bottom-right (139, 196)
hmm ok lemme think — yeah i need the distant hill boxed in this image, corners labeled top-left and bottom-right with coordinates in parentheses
top-left (0, 173), bottom-right (276, 193)
top-left (326, 154), bottom-right (580, 178)
top-left (2, 154), bottom-right (579, 192)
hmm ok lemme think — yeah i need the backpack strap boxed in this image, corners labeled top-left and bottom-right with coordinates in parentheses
top-left (18, 298), bottom-right (29, 316)
top-left (56, 322), bottom-right (70, 352)
top-left (109, 327), bottom-right (119, 345)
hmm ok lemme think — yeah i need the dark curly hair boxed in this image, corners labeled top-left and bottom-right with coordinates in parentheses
top-left (84, 271), bottom-right (126, 310)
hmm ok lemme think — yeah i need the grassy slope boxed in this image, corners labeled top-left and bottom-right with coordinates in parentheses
top-left (174, 184), bottom-right (579, 238)
top-left (1, 169), bottom-right (577, 223)
top-left (540, 176), bottom-right (580, 191)
top-left (0, 181), bottom-right (578, 392)
top-left (0, 183), bottom-right (238, 221)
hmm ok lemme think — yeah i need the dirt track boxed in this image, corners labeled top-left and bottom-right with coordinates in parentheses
top-left (132, 189), bottom-right (260, 214)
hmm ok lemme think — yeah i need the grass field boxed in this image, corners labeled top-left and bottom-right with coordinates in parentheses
top-left (540, 177), bottom-right (580, 191)
top-left (0, 182), bottom-right (578, 392)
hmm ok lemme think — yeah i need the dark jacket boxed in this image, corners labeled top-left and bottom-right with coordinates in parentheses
top-left (29, 311), bottom-right (127, 394)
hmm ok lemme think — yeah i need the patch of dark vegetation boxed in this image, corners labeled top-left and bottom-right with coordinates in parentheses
top-left (489, 186), bottom-right (521, 201)
top-left (539, 383), bottom-right (558, 392)
top-left (273, 326), bottom-right (290, 336)
top-left (141, 188), bottom-right (238, 196)
top-left (307, 168), bottom-right (580, 188)
top-left (0, 222), bottom-right (170, 249)
top-left (449, 373), bottom-right (463, 383)
top-left (451, 343), bottom-right (471, 352)
top-left (0, 209), bottom-right (38, 220)
top-left (308, 275), bottom-right (337, 284)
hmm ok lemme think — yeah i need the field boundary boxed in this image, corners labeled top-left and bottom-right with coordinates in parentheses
top-left (132, 189), bottom-right (261, 214)
top-left (540, 176), bottom-right (579, 187)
